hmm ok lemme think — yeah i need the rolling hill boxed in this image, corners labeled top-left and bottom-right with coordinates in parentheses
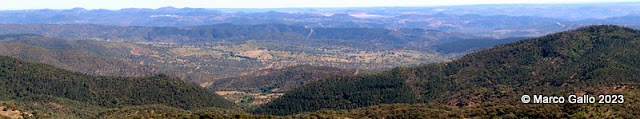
top-left (0, 56), bottom-right (234, 112)
top-left (0, 24), bottom-right (482, 51)
top-left (255, 25), bottom-right (640, 117)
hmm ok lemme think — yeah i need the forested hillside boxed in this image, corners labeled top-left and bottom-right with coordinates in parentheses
top-left (256, 74), bottom-right (418, 115)
top-left (0, 56), bottom-right (234, 110)
top-left (256, 25), bottom-right (640, 117)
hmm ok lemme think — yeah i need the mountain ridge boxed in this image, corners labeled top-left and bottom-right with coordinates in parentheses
top-left (0, 23), bottom-right (482, 51)
top-left (256, 25), bottom-right (640, 117)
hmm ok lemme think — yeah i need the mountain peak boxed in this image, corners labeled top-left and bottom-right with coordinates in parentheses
top-left (70, 7), bottom-right (86, 11)
top-left (157, 6), bottom-right (178, 11)
top-left (62, 7), bottom-right (86, 12)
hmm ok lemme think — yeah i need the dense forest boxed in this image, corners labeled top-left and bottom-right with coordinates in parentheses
top-left (255, 74), bottom-right (418, 115)
top-left (0, 56), bottom-right (234, 110)
top-left (255, 25), bottom-right (640, 117)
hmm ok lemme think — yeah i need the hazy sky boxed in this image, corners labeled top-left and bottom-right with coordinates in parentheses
top-left (1, 0), bottom-right (638, 10)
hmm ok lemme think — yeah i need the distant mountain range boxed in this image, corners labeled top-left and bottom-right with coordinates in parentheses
top-left (209, 65), bottom-right (357, 93)
top-left (0, 24), bottom-right (484, 50)
top-left (2, 3), bottom-right (640, 38)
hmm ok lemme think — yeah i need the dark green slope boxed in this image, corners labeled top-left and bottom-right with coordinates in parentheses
top-left (257, 25), bottom-right (640, 116)
top-left (403, 25), bottom-right (640, 103)
top-left (0, 56), bottom-right (234, 109)
top-left (255, 74), bottom-right (418, 115)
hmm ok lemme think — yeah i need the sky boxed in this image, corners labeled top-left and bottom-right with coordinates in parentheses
top-left (0, 0), bottom-right (638, 10)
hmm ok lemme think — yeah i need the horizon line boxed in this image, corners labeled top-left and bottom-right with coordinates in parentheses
top-left (1, 1), bottom-right (638, 11)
